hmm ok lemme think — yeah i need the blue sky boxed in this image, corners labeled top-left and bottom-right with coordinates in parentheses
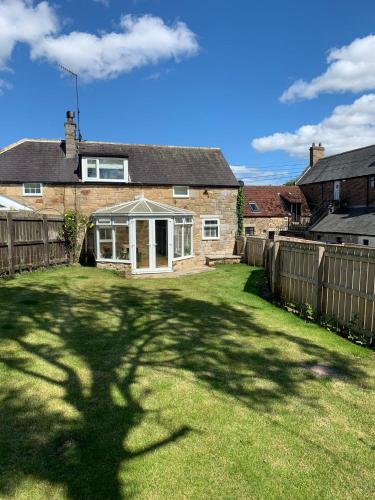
top-left (2, 0), bottom-right (375, 184)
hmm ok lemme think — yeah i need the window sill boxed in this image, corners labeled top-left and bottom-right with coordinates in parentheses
top-left (173, 254), bottom-right (194, 262)
top-left (22, 193), bottom-right (43, 197)
top-left (202, 237), bottom-right (220, 241)
top-left (173, 195), bottom-right (190, 199)
top-left (82, 179), bottom-right (129, 183)
top-left (96, 258), bottom-right (131, 264)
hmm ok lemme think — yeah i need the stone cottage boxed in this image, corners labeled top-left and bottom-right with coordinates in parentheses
top-left (243, 185), bottom-right (310, 238)
top-left (0, 112), bottom-right (239, 275)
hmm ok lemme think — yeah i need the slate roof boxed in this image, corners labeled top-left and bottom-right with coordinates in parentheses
top-left (297, 144), bottom-right (375, 185)
top-left (243, 185), bottom-right (310, 217)
top-left (310, 207), bottom-right (375, 236)
top-left (0, 139), bottom-right (239, 187)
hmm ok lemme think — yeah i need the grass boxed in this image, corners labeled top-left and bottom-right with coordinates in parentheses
top-left (0, 264), bottom-right (374, 499)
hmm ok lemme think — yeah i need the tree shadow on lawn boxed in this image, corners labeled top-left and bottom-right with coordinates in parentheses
top-left (0, 270), bottom-right (368, 499)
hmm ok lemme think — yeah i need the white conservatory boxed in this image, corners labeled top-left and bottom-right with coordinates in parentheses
top-left (93, 197), bottom-right (194, 274)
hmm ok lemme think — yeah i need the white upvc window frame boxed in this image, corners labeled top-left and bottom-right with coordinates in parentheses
top-left (95, 217), bottom-right (131, 263)
top-left (22, 182), bottom-right (43, 196)
top-left (202, 217), bottom-right (220, 240)
top-left (82, 157), bottom-right (129, 183)
top-left (173, 216), bottom-right (194, 261)
top-left (173, 186), bottom-right (190, 198)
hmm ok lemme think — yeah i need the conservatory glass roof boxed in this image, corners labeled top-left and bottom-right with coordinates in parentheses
top-left (93, 196), bottom-right (194, 216)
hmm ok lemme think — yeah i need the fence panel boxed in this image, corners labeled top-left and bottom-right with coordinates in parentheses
top-left (278, 239), bottom-right (317, 306)
top-left (243, 234), bottom-right (375, 338)
top-left (0, 214), bottom-right (67, 276)
top-left (321, 245), bottom-right (375, 333)
top-left (246, 237), bottom-right (266, 266)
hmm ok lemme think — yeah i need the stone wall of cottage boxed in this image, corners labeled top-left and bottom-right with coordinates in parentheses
top-left (0, 184), bottom-right (238, 262)
top-left (244, 216), bottom-right (288, 237)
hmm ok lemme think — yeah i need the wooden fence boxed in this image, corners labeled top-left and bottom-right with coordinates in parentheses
top-left (242, 235), bottom-right (375, 338)
top-left (0, 213), bottom-right (68, 276)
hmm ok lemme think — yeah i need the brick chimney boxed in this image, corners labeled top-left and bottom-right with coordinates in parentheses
top-left (64, 111), bottom-right (77, 158)
top-left (309, 142), bottom-right (324, 167)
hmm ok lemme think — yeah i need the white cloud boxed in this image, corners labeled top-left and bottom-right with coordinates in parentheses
top-left (231, 165), bottom-right (297, 185)
top-left (0, 78), bottom-right (12, 94)
top-left (93, 0), bottom-right (109, 6)
top-left (0, 1), bottom-right (199, 83)
top-left (33, 15), bottom-right (199, 81)
top-left (252, 94), bottom-right (375, 157)
top-left (281, 34), bottom-right (375, 102)
top-left (0, 0), bottom-right (57, 69)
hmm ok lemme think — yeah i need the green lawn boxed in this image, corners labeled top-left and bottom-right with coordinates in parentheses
top-left (0, 265), bottom-right (374, 499)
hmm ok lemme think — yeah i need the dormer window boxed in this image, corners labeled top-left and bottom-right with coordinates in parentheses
top-left (249, 202), bottom-right (259, 212)
top-left (82, 158), bottom-right (128, 182)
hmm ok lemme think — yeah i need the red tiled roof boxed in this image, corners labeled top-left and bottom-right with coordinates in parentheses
top-left (243, 185), bottom-right (310, 217)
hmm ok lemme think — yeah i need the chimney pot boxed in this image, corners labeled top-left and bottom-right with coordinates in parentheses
top-left (309, 142), bottom-right (325, 167)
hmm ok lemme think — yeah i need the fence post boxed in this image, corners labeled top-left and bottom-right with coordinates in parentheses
top-left (312, 245), bottom-right (325, 316)
top-left (7, 212), bottom-right (14, 276)
top-left (42, 215), bottom-right (49, 268)
top-left (271, 239), bottom-right (280, 296)
top-left (261, 239), bottom-right (266, 267)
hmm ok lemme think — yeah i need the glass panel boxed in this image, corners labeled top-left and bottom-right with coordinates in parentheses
top-left (136, 220), bottom-right (149, 269)
top-left (175, 217), bottom-right (184, 224)
top-left (98, 227), bottom-right (113, 259)
top-left (87, 159), bottom-right (97, 178)
top-left (99, 159), bottom-right (124, 180)
top-left (184, 224), bottom-right (192, 256)
top-left (115, 226), bottom-right (129, 260)
top-left (99, 241), bottom-right (113, 259)
top-left (204, 221), bottom-right (218, 239)
top-left (112, 216), bottom-right (128, 225)
top-left (155, 220), bottom-right (168, 268)
top-left (24, 183), bottom-right (42, 194)
top-left (174, 186), bottom-right (188, 197)
top-left (99, 227), bottom-right (112, 240)
top-left (174, 224), bottom-right (183, 258)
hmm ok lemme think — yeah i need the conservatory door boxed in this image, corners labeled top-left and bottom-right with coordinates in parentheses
top-left (132, 218), bottom-right (173, 273)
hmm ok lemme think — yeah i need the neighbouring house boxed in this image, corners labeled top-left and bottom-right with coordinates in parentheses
top-left (0, 112), bottom-right (239, 275)
top-left (298, 143), bottom-right (375, 245)
top-left (243, 185), bottom-right (310, 239)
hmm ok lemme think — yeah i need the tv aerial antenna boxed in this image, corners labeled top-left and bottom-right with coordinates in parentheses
top-left (58, 64), bottom-right (82, 142)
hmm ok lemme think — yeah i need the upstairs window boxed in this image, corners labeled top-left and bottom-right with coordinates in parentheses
top-left (202, 218), bottom-right (220, 240)
top-left (249, 202), bottom-right (259, 212)
top-left (173, 186), bottom-right (189, 198)
top-left (245, 226), bottom-right (255, 236)
top-left (23, 183), bottom-right (43, 196)
top-left (370, 177), bottom-right (375, 188)
top-left (82, 158), bottom-right (128, 182)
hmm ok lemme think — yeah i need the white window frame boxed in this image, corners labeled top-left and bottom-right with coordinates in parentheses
top-left (95, 218), bottom-right (131, 263)
top-left (173, 186), bottom-right (190, 198)
top-left (22, 182), bottom-right (43, 197)
top-left (202, 217), bottom-right (220, 241)
top-left (82, 157), bottom-right (129, 183)
top-left (173, 216), bottom-right (193, 261)
top-left (249, 201), bottom-right (259, 212)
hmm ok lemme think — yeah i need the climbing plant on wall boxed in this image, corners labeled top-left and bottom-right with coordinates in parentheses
top-left (236, 185), bottom-right (244, 236)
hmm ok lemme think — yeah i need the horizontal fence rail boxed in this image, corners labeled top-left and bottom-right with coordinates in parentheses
top-left (0, 213), bottom-right (68, 276)
top-left (242, 235), bottom-right (375, 338)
